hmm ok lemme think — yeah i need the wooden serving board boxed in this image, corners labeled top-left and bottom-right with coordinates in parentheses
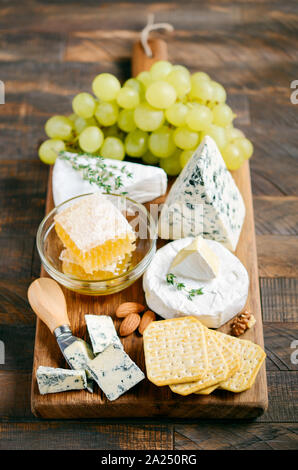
top-left (31, 39), bottom-right (268, 419)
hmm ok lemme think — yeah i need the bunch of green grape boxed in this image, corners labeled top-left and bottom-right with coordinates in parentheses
top-left (38, 60), bottom-right (253, 174)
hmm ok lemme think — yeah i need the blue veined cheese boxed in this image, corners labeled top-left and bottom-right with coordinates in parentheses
top-left (86, 344), bottom-right (145, 401)
top-left (159, 136), bottom-right (245, 251)
top-left (36, 366), bottom-right (87, 395)
top-left (52, 153), bottom-right (167, 206)
top-left (64, 339), bottom-right (95, 393)
top-left (85, 315), bottom-right (122, 354)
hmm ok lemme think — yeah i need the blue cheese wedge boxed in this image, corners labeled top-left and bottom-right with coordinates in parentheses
top-left (159, 136), bottom-right (245, 251)
top-left (64, 339), bottom-right (95, 393)
top-left (85, 314), bottom-right (122, 354)
top-left (86, 344), bottom-right (145, 401)
top-left (53, 152), bottom-right (167, 206)
top-left (36, 366), bottom-right (87, 395)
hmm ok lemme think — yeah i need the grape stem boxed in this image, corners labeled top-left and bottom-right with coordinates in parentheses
top-left (140, 14), bottom-right (174, 57)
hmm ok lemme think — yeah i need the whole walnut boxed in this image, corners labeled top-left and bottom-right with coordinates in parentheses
top-left (231, 311), bottom-right (256, 337)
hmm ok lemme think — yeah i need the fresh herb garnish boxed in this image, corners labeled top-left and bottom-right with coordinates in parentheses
top-left (166, 273), bottom-right (203, 301)
top-left (58, 151), bottom-right (133, 194)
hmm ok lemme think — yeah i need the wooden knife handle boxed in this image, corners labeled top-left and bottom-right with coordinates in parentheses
top-left (27, 278), bottom-right (70, 333)
top-left (132, 39), bottom-right (168, 77)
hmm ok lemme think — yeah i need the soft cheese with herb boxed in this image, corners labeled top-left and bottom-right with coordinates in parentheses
top-left (86, 344), bottom-right (145, 401)
top-left (158, 136), bottom-right (245, 251)
top-left (36, 366), bottom-right (87, 395)
top-left (85, 314), bottom-right (122, 354)
top-left (53, 152), bottom-right (167, 206)
top-left (143, 237), bottom-right (249, 328)
top-left (170, 236), bottom-right (219, 281)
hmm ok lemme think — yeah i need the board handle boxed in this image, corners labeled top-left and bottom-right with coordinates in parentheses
top-left (132, 39), bottom-right (168, 77)
top-left (28, 278), bottom-right (70, 333)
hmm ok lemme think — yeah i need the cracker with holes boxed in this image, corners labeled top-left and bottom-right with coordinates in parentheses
top-left (143, 317), bottom-right (208, 386)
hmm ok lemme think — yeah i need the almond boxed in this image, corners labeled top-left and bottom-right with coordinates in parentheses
top-left (138, 310), bottom-right (156, 335)
top-left (116, 302), bottom-right (145, 318)
top-left (119, 313), bottom-right (141, 337)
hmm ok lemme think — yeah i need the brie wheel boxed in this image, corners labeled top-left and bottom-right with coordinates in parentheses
top-left (143, 238), bottom-right (249, 328)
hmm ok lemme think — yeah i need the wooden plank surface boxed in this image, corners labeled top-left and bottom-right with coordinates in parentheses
top-left (0, 0), bottom-right (297, 449)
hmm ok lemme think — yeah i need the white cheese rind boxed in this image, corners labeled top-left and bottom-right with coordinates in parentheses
top-left (36, 366), bottom-right (87, 395)
top-left (53, 154), bottom-right (167, 206)
top-left (158, 136), bottom-right (245, 251)
top-left (85, 315), bottom-right (122, 354)
top-left (143, 238), bottom-right (249, 328)
top-left (86, 344), bottom-right (145, 401)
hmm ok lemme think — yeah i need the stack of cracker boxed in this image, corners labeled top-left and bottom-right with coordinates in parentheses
top-left (143, 317), bottom-right (266, 395)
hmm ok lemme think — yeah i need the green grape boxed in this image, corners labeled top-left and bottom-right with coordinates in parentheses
top-left (117, 87), bottom-right (140, 109)
top-left (117, 109), bottom-right (136, 132)
top-left (134, 103), bottom-right (164, 131)
top-left (146, 81), bottom-right (176, 109)
top-left (165, 102), bottom-right (188, 127)
top-left (180, 149), bottom-right (195, 168)
top-left (150, 60), bottom-right (173, 80)
top-left (210, 81), bottom-right (226, 104)
top-left (45, 115), bottom-right (73, 140)
top-left (92, 73), bottom-right (121, 101)
top-left (186, 104), bottom-right (213, 131)
top-left (226, 127), bottom-right (244, 142)
top-left (74, 116), bottom-right (96, 134)
top-left (171, 65), bottom-right (190, 77)
top-left (190, 75), bottom-right (214, 102)
top-left (38, 139), bottom-right (65, 164)
top-left (160, 150), bottom-right (182, 176)
top-left (72, 92), bottom-right (96, 119)
top-left (125, 129), bottom-right (148, 157)
top-left (221, 143), bottom-right (244, 170)
top-left (142, 151), bottom-right (159, 165)
top-left (100, 137), bottom-right (125, 160)
top-left (137, 71), bottom-right (152, 89)
top-left (78, 126), bottom-right (104, 153)
top-left (191, 71), bottom-right (210, 82)
top-left (234, 137), bottom-right (254, 160)
top-left (149, 126), bottom-right (176, 158)
top-left (212, 104), bottom-right (235, 127)
top-left (68, 113), bottom-right (77, 122)
top-left (173, 127), bottom-right (199, 150)
top-left (167, 69), bottom-right (191, 97)
top-left (103, 124), bottom-right (122, 138)
top-left (95, 101), bottom-right (119, 126)
top-left (201, 124), bottom-right (227, 150)
top-left (124, 78), bottom-right (143, 94)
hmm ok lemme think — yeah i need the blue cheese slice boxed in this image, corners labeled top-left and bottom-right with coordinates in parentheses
top-left (36, 366), bottom-right (87, 395)
top-left (159, 136), bottom-right (245, 251)
top-left (53, 153), bottom-right (167, 206)
top-left (86, 344), bottom-right (145, 401)
top-left (85, 314), bottom-right (122, 354)
top-left (63, 339), bottom-right (95, 393)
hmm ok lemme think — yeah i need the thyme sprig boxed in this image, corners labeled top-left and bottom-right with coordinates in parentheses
top-left (166, 273), bottom-right (204, 301)
top-left (58, 151), bottom-right (133, 194)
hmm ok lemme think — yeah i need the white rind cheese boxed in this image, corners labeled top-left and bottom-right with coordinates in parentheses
top-left (36, 366), bottom-right (87, 395)
top-left (85, 314), bottom-right (122, 354)
top-left (53, 154), bottom-right (167, 206)
top-left (86, 344), bottom-right (145, 401)
top-left (170, 236), bottom-right (219, 281)
top-left (143, 238), bottom-right (249, 328)
top-left (158, 136), bottom-right (245, 251)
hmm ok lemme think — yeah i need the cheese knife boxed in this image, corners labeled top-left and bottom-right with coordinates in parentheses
top-left (28, 277), bottom-right (94, 393)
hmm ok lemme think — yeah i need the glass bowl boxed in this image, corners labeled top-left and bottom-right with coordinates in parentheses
top-left (36, 193), bottom-right (157, 295)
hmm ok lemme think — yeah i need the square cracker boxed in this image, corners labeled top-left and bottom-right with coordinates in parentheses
top-left (169, 328), bottom-right (229, 395)
top-left (215, 332), bottom-right (266, 393)
top-left (143, 317), bottom-right (208, 386)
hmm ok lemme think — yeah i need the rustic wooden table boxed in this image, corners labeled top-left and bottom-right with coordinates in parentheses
top-left (0, 0), bottom-right (297, 450)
